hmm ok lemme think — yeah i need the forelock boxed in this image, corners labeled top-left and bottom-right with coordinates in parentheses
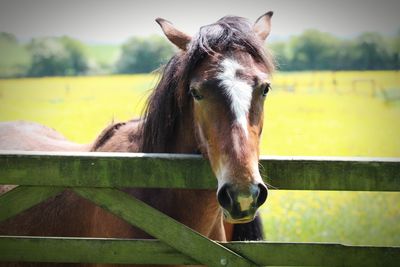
top-left (178, 16), bottom-right (274, 90)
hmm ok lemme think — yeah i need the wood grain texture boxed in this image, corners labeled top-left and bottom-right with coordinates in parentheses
top-left (73, 187), bottom-right (255, 267)
top-left (1, 236), bottom-right (399, 266)
top-left (0, 151), bottom-right (399, 191)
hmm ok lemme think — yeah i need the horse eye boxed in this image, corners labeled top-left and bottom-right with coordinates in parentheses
top-left (262, 83), bottom-right (271, 97)
top-left (190, 88), bottom-right (204, 100)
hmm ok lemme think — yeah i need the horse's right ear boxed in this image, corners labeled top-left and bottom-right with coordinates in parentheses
top-left (156, 18), bottom-right (192, 50)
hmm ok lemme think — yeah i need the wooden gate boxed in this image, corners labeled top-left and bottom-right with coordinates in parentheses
top-left (0, 151), bottom-right (399, 266)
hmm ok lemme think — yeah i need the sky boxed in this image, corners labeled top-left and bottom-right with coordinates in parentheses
top-left (0, 0), bottom-right (399, 44)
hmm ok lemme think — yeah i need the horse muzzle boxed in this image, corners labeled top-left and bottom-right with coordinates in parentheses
top-left (217, 182), bottom-right (268, 223)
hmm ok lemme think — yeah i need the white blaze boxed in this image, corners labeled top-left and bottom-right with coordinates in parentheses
top-left (217, 58), bottom-right (252, 138)
top-left (216, 159), bottom-right (230, 189)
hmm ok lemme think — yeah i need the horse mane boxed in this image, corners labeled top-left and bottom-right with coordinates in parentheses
top-left (139, 16), bottom-right (275, 153)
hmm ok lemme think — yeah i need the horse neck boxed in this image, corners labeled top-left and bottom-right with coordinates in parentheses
top-left (149, 104), bottom-right (223, 237)
top-left (169, 113), bottom-right (198, 153)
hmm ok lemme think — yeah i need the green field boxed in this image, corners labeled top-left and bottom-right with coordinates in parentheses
top-left (0, 71), bottom-right (399, 246)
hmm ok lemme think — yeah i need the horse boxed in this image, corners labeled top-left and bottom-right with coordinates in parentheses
top-left (0, 11), bottom-right (275, 267)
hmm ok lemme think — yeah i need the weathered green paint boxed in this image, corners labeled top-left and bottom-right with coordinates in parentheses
top-left (0, 151), bottom-right (215, 189)
top-left (0, 186), bottom-right (64, 223)
top-left (225, 241), bottom-right (400, 267)
top-left (73, 187), bottom-right (255, 267)
top-left (1, 236), bottom-right (399, 267)
top-left (1, 152), bottom-right (399, 266)
top-left (260, 156), bottom-right (400, 191)
top-left (1, 151), bottom-right (399, 191)
top-left (0, 236), bottom-right (198, 265)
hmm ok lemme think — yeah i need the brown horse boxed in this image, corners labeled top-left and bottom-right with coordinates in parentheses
top-left (0, 12), bottom-right (275, 266)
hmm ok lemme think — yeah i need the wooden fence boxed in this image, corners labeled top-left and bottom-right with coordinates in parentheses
top-left (0, 151), bottom-right (399, 266)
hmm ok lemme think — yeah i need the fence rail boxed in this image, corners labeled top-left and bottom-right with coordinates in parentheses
top-left (0, 151), bottom-right (399, 266)
top-left (1, 236), bottom-right (399, 267)
top-left (1, 151), bottom-right (399, 191)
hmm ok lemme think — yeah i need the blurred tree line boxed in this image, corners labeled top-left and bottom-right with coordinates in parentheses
top-left (0, 29), bottom-right (399, 78)
top-left (116, 36), bottom-right (174, 74)
top-left (271, 29), bottom-right (400, 71)
top-left (27, 36), bottom-right (89, 76)
top-left (0, 33), bottom-right (174, 78)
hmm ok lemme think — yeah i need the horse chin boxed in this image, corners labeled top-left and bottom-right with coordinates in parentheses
top-left (222, 209), bottom-right (256, 224)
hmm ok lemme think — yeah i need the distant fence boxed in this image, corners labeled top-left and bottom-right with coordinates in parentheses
top-left (0, 151), bottom-right (399, 266)
top-left (273, 71), bottom-right (400, 102)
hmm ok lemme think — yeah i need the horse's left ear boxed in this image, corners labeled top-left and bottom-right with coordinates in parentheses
top-left (253, 11), bottom-right (273, 42)
top-left (156, 18), bottom-right (192, 50)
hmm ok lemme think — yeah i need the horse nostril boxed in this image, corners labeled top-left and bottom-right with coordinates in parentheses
top-left (217, 184), bottom-right (234, 210)
top-left (255, 183), bottom-right (268, 208)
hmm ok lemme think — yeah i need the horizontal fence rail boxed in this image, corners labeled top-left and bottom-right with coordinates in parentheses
top-left (1, 151), bottom-right (399, 266)
top-left (0, 151), bottom-right (399, 191)
top-left (1, 236), bottom-right (399, 267)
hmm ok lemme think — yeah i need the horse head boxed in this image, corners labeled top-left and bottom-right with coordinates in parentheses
top-left (156, 13), bottom-right (274, 224)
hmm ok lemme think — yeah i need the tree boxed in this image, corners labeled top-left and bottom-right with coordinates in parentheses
top-left (0, 32), bottom-right (17, 44)
top-left (268, 41), bottom-right (290, 70)
top-left (332, 40), bottom-right (356, 70)
top-left (288, 30), bottom-right (339, 70)
top-left (27, 37), bottom-right (89, 77)
top-left (0, 32), bottom-right (31, 78)
top-left (268, 30), bottom-right (399, 71)
top-left (351, 32), bottom-right (391, 70)
top-left (116, 35), bottom-right (175, 74)
top-left (60, 36), bottom-right (89, 75)
top-left (389, 29), bottom-right (400, 70)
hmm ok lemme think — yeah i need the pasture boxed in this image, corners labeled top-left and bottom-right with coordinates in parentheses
top-left (0, 70), bottom-right (399, 246)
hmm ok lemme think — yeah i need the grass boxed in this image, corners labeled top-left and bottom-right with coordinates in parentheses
top-left (0, 75), bottom-right (154, 142)
top-left (0, 70), bottom-right (399, 246)
top-left (262, 190), bottom-right (400, 246)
